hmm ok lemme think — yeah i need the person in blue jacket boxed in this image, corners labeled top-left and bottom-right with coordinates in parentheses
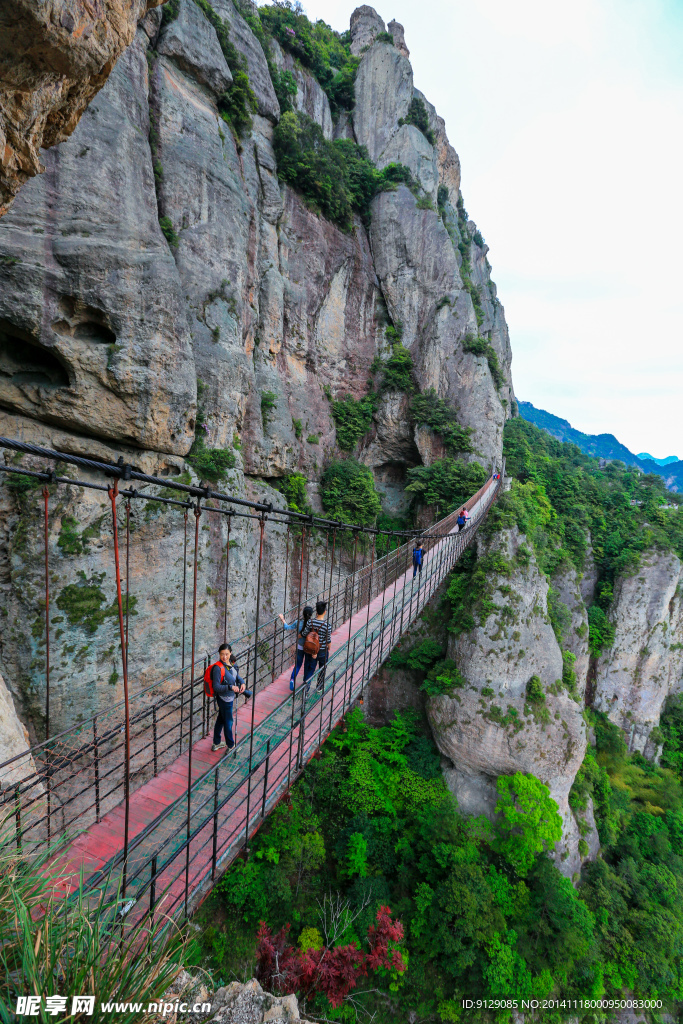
top-left (279, 605), bottom-right (313, 691)
top-left (412, 540), bottom-right (424, 578)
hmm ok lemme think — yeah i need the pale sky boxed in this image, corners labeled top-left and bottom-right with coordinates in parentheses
top-left (263, 0), bottom-right (683, 459)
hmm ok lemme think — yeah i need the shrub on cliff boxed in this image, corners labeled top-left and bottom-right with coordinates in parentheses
top-left (330, 393), bottom-right (376, 451)
top-left (411, 388), bottom-right (474, 455)
top-left (259, 3), bottom-right (358, 117)
top-left (273, 111), bottom-right (415, 230)
top-left (405, 458), bottom-right (486, 514)
top-left (319, 458), bottom-right (381, 526)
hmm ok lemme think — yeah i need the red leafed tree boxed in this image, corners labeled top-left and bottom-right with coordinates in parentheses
top-left (256, 905), bottom-right (405, 1008)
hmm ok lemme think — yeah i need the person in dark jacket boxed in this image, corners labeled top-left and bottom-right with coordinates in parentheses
top-left (412, 540), bottom-right (424, 578)
top-left (301, 600), bottom-right (333, 694)
top-left (211, 643), bottom-right (252, 751)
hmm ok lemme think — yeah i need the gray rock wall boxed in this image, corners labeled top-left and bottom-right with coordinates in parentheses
top-left (594, 549), bottom-right (683, 753)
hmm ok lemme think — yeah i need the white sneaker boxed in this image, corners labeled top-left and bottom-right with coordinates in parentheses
top-left (212, 741), bottom-right (226, 751)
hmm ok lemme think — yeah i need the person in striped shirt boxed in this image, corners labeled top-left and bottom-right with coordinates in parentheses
top-left (301, 600), bottom-right (332, 693)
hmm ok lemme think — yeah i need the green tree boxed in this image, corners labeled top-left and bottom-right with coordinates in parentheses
top-left (319, 459), bottom-right (381, 526)
top-left (495, 773), bottom-right (563, 878)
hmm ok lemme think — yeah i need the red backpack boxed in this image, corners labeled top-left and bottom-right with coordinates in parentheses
top-left (204, 660), bottom-right (226, 698)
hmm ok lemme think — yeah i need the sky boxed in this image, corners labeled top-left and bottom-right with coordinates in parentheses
top-left (263, 0), bottom-right (683, 459)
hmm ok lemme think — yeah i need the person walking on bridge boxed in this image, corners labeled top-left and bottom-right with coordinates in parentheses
top-left (279, 605), bottom-right (313, 692)
top-left (412, 540), bottom-right (424, 578)
top-left (209, 643), bottom-right (251, 751)
top-left (301, 600), bottom-right (332, 694)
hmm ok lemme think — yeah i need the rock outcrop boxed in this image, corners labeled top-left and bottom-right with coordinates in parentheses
top-left (593, 549), bottom-right (683, 754)
top-left (0, 0), bottom-right (166, 217)
top-left (428, 527), bottom-right (597, 876)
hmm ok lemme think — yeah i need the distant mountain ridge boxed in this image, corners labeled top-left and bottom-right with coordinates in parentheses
top-left (637, 453), bottom-right (679, 466)
top-left (518, 401), bottom-right (683, 493)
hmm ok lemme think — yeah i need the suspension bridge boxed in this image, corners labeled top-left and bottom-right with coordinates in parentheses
top-left (0, 437), bottom-right (502, 923)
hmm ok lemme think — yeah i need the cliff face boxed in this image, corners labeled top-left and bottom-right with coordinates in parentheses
top-left (0, 3), bottom-right (513, 749)
top-left (427, 527), bottom-right (597, 877)
top-left (593, 549), bottom-right (683, 755)
top-left (0, 0), bottom-right (166, 217)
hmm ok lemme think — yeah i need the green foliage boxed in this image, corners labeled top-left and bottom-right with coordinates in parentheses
top-left (388, 638), bottom-right (444, 672)
top-left (160, 0), bottom-right (180, 26)
top-left (306, 433), bottom-right (319, 445)
top-left (259, 3), bottom-right (358, 118)
top-left (56, 574), bottom-right (137, 634)
top-left (405, 458), bottom-right (487, 513)
top-left (319, 459), bottom-right (381, 526)
top-left (275, 472), bottom-right (312, 516)
top-left (158, 216), bottom-right (179, 249)
top-left (462, 333), bottom-right (504, 389)
top-left (587, 604), bottom-right (616, 656)
top-left (370, 342), bottom-right (414, 395)
top-left (57, 515), bottom-right (83, 556)
top-left (495, 773), bottom-right (563, 878)
top-left (199, 712), bottom-right (612, 1015)
top-left (411, 388), bottom-right (473, 455)
top-left (525, 675), bottom-right (545, 704)
top-left (398, 97), bottom-right (436, 145)
top-left (292, 417), bottom-right (303, 440)
top-left (660, 693), bottom-right (683, 776)
top-left (193, 0), bottom-right (257, 137)
top-left (330, 393), bottom-right (376, 450)
top-left (421, 658), bottom-right (468, 697)
top-left (186, 443), bottom-right (236, 484)
top-left (273, 111), bottom-right (414, 230)
top-left (375, 30), bottom-right (395, 45)
top-left (261, 390), bottom-right (277, 427)
top-left (0, 849), bottom-right (187, 1023)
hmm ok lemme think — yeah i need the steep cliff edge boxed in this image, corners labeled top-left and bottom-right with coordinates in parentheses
top-left (0, 0), bottom-right (168, 217)
top-left (0, 2), bottom-right (514, 746)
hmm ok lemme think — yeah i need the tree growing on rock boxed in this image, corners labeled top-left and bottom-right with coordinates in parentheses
top-left (495, 772), bottom-right (563, 877)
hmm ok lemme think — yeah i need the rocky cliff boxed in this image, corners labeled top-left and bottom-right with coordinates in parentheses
top-left (0, 1), bottom-right (514, 752)
top-left (0, 0), bottom-right (168, 217)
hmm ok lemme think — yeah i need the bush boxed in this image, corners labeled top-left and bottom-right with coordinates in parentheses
top-left (275, 472), bottom-right (311, 515)
top-left (411, 389), bottom-right (473, 455)
top-left (370, 342), bottom-right (414, 394)
top-left (273, 111), bottom-right (414, 230)
top-left (375, 31), bottom-right (395, 45)
top-left (587, 604), bottom-right (615, 656)
top-left (186, 442), bottom-right (236, 483)
top-left (330, 393), bottom-right (375, 450)
top-left (261, 390), bottom-right (277, 427)
top-left (495, 772), bottom-right (563, 877)
top-left (158, 216), bottom-right (178, 249)
top-left (525, 675), bottom-right (545, 704)
top-left (462, 333), bottom-right (504, 389)
top-left (405, 458), bottom-right (487, 513)
top-left (259, 3), bottom-right (358, 117)
top-left (398, 97), bottom-right (436, 145)
top-left (388, 638), bottom-right (444, 672)
top-left (320, 459), bottom-right (381, 526)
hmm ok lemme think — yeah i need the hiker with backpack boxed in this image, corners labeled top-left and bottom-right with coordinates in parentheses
top-left (412, 540), bottom-right (424, 578)
top-left (206, 643), bottom-right (252, 751)
top-left (279, 606), bottom-right (313, 691)
top-left (301, 600), bottom-right (332, 694)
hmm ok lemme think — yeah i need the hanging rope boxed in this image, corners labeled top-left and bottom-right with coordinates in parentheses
top-left (185, 500), bottom-right (201, 914)
top-left (223, 513), bottom-right (232, 642)
top-left (42, 485), bottom-right (51, 849)
top-left (180, 510), bottom-right (188, 754)
top-left (107, 479), bottom-right (131, 897)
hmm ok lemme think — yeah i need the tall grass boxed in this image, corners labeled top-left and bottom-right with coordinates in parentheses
top-left (0, 843), bottom-right (187, 1024)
